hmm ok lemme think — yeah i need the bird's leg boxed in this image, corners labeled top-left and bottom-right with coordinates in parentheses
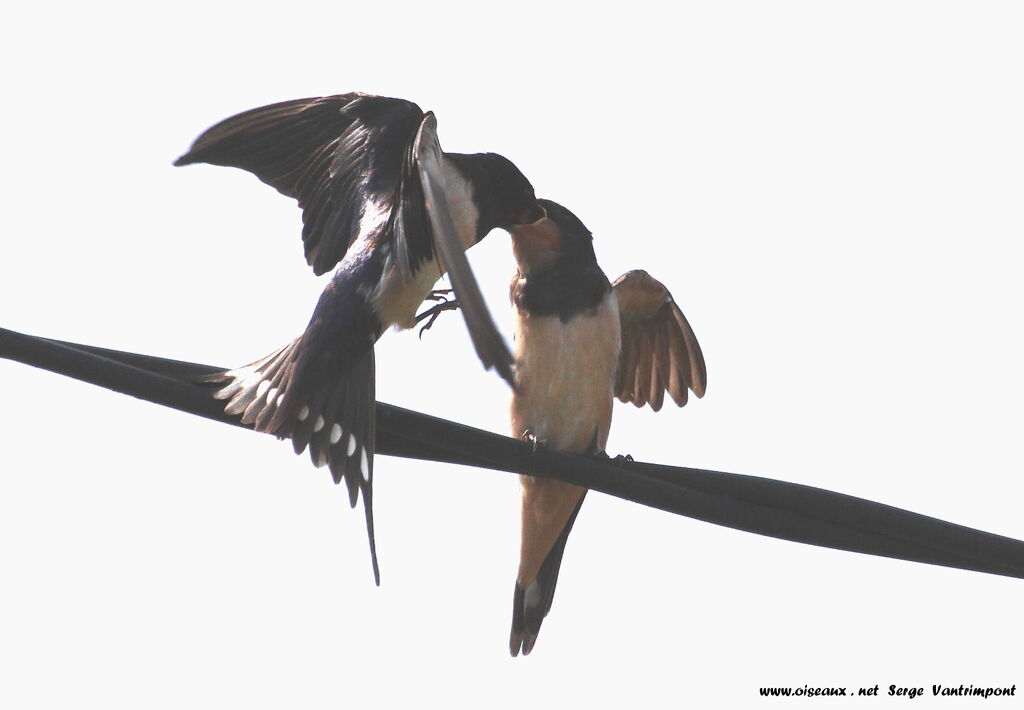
top-left (521, 429), bottom-right (548, 453)
top-left (415, 289), bottom-right (461, 338)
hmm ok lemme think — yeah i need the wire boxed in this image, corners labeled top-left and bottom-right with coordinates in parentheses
top-left (3, 325), bottom-right (1024, 580)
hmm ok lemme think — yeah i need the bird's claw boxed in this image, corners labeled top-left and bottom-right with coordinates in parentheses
top-left (521, 430), bottom-right (547, 452)
top-left (415, 291), bottom-right (461, 339)
top-left (424, 288), bottom-right (453, 302)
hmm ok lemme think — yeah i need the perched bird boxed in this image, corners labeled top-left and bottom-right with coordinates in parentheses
top-left (175, 93), bottom-right (543, 583)
top-left (506, 199), bottom-right (707, 656)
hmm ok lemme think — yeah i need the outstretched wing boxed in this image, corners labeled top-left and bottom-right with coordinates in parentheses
top-left (613, 270), bottom-right (707, 411)
top-left (415, 116), bottom-right (517, 387)
top-left (175, 93), bottom-right (434, 279)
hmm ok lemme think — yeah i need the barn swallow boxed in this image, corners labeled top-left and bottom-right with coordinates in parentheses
top-left (174, 93), bottom-right (543, 583)
top-left (506, 199), bottom-right (707, 655)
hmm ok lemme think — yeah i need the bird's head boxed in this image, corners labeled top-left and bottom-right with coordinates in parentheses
top-left (508, 198), bottom-right (597, 274)
top-left (455, 153), bottom-right (545, 234)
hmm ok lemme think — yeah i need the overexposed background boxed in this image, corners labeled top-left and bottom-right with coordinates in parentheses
top-left (2, 2), bottom-right (1022, 707)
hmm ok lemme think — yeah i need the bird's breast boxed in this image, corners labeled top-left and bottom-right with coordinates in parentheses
top-left (373, 256), bottom-right (444, 330)
top-left (510, 293), bottom-right (621, 453)
top-left (372, 157), bottom-right (480, 330)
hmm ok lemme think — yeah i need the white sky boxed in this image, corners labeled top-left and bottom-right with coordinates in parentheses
top-left (2, 2), bottom-right (1023, 707)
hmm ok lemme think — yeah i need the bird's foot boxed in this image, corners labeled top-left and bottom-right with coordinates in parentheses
top-left (424, 288), bottom-right (453, 302)
top-left (599, 452), bottom-right (634, 467)
top-left (415, 291), bottom-right (461, 338)
top-left (521, 430), bottom-right (548, 453)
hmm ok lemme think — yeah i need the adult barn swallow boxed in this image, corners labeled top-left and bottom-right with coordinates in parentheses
top-left (507, 199), bottom-right (706, 655)
top-left (175, 94), bottom-right (543, 583)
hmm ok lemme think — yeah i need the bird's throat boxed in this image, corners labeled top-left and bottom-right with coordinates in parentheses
top-left (510, 219), bottom-right (563, 273)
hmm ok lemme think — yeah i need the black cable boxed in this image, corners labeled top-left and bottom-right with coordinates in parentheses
top-left (3, 325), bottom-right (1024, 580)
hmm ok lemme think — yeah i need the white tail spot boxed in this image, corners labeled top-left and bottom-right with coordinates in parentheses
top-left (256, 380), bottom-right (270, 398)
top-left (347, 434), bottom-right (356, 456)
top-left (360, 449), bottom-right (370, 480)
top-left (298, 405), bottom-right (309, 421)
top-left (314, 416), bottom-right (324, 432)
top-left (330, 424), bottom-right (342, 444)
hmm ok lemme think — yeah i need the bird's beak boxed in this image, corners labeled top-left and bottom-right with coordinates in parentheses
top-left (517, 202), bottom-right (547, 225)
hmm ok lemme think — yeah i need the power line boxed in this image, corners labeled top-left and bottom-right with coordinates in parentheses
top-left (3, 325), bottom-right (1024, 580)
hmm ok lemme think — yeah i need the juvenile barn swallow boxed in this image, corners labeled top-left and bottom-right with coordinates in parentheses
top-left (506, 199), bottom-right (707, 656)
top-left (175, 94), bottom-right (543, 583)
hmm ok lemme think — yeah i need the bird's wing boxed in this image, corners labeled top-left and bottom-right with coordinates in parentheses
top-left (415, 115), bottom-right (516, 387)
top-left (175, 93), bottom-right (435, 279)
top-left (613, 270), bottom-right (707, 410)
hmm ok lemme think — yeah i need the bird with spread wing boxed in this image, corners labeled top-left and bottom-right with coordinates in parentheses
top-left (503, 199), bottom-right (707, 656)
top-left (175, 93), bottom-right (544, 583)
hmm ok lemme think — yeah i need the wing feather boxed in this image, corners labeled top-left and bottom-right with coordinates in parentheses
top-left (616, 322), bottom-right (638, 400)
top-left (649, 324), bottom-right (666, 412)
top-left (416, 116), bottom-right (516, 387)
top-left (175, 93), bottom-right (432, 278)
top-left (634, 329), bottom-right (654, 408)
top-left (672, 306), bottom-right (708, 398)
top-left (663, 319), bottom-right (689, 407)
top-left (612, 270), bottom-right (707, 410)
